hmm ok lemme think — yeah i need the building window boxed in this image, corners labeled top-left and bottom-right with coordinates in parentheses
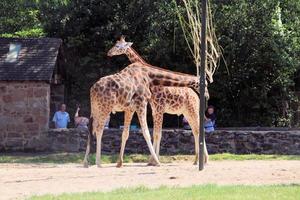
top-left (5, 43), bottom-right (21, 62)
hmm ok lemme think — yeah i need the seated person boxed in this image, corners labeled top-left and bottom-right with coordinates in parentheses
top-left (52, 103), bottom-right (70, 128)
top-left (204, 105), bottom-right (216, 133)
top-left (74, 105), bottom-right (89, 129)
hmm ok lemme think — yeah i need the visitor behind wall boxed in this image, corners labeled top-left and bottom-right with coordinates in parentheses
top-left (205, 105), bottom-right (216, 133)
top-left (105, 116), bottom-right (110, 129)
top-left (74, 105), bottom-right (89, 130)
top-left (183, 117), bottom-right (191, 130)
top-left (52, 103), bottom-right (70, 128)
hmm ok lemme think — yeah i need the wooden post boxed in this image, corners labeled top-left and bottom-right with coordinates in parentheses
top-left (199, 0), bottom-right (207, 171)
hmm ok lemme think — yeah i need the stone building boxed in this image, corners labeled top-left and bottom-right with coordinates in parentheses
top-left (0, 38), bottom-right (64, 151)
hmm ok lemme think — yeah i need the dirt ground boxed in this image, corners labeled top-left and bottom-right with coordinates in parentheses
top-left (1, 160), bottom-right (300, 200)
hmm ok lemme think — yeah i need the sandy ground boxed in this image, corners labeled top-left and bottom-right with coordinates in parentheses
top-left (0, 160), bottom-right (300, 200)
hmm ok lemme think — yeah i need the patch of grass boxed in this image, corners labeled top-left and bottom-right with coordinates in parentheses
top-left (0, 153), bottom-right (299, 164)
top-left (209, 153), bottom-right (300, 161)
top-left (28, 184), bottom-right (300, 200)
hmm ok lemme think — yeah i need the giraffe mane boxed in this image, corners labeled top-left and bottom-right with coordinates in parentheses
top-left (128, 47), bottom-right (148, 65)
top-left (128, 47), bottom-right (197, 78)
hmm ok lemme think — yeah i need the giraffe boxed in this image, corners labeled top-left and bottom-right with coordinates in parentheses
top-left (107, 37), bottom-right (209, 166)
top-left (86, 54), bottom-right (201, 168)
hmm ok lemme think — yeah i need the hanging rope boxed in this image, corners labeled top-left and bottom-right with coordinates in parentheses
top-left (174, 0), bottom-right (221, 83)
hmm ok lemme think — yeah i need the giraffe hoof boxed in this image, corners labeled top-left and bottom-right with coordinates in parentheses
top-left (147, 161), bottom-right (160, 166)
top-left (147, 162), bottom-right (156, 166)
top-left (193, 161), bottom-right (197, 165)
top-left (83, 162), bottom-right (89, 168)
top-left (116, 162), bottom-right (123, 168)
top-left (97, 164), bottom-right (102, 168)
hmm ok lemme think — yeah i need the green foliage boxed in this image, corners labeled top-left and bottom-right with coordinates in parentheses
top-left (0, 28), bottom-right (45, 38)
top-left (1, 0), bottom-right (300, 127)
top-left (0, 0), bottom-right (45, 37)
top-left (211, 0), bottom-right (300, 126)
top-left (29, 185), bottom-right (300, 200)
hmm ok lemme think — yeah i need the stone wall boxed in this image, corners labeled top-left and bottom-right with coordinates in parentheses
top-left (0, 81), bottom-right (50, 151)
top-left (34, 128), bottom-right (300, 155)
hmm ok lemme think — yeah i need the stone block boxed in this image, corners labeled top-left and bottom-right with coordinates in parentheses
top-left (11, 90), bottom-right (26, 102)
top-left (34, 88), bottom-right (48, 98)
top-left (36, 115), bottom-right (48, 124)
top-left (23, 115), bottom-right (34, 123)
top-left (27, 88), bottom-right (34, 98)
top-left (26, 124), bottom-right (39, 132)
top-left (6, 124), bottom-right (16, 131)
top-left (23, 131), bottom-right (39, 138)
top-left (0, 86), bottom-right (6, 94)
top-left (5, 138), bottom-right (23, 148)
top-left (2, 95), bottom-right (12, 103)
top-left (0, 132), bottom-right (6, 141)
top-left (7, 132), bottom-right (23, 138)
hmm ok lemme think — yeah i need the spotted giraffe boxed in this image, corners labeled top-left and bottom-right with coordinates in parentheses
top-left (107, 37), bottom-right (209, 166)
top-left (85, 50), bottom-right (201, 168)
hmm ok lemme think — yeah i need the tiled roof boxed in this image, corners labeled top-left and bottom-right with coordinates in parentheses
top-left (0, 37), bottom-right (62, 81)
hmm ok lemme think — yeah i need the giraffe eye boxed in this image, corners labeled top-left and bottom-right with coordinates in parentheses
top-left (116, 43), bottom-right (126, 49)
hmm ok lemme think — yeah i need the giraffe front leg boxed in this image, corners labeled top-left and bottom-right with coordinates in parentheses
top-left (137, 106), bottom-right (160, 166)
top-left (117, 110), bottom-right (134, 168)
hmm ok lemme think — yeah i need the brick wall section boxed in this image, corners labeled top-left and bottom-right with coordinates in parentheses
top-left (19, 128), bottom-right (300, 155)
top-left (0, 81), bottom-right (50, 151)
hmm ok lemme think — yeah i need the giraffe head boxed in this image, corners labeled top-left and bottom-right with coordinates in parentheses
top-left (107, 36), bottom-right (133, 57)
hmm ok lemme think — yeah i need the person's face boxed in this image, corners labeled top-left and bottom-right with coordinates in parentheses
top-left (61, 104), bottom-right (66, 112)
top-left (208, 108), bottom-right (214, 115)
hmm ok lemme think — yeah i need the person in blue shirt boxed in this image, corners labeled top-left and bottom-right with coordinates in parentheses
top-left (204, 105), bottom-right (216, 133)
top-left (52, 103), bottom-right (70, 128)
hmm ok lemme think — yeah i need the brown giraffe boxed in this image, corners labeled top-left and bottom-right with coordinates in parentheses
top-left (86, 51), bottom-right (201, 168)
top-left (107, 37), bottom-right (209, 165)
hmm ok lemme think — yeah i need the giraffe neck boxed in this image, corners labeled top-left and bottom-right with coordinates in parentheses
top-left (125, 47), bottom-right (148, 64)
top-left (124, 48), bottom-right (199, 93)
top-left (138, 65), bottom-right (200, 92)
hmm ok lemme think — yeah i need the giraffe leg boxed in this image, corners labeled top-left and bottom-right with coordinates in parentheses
top-left (83, 129), bottom-right (91, 168)
top-left (189, 121), bottom-right (209, 165)
top-left (117, 110), bottom-right (134, 168)
top-left (148, 112), bottom-right (163, 165)
top-left (95, 129), bottom-right (104, 168)
top-left (94, 114), bottom-right (109, 168)
top-left (184, 111), bottom-right (209, 165)
top-left (204, 138), bottom-right (209, 163)
top-left (193, 131), bottom-right (199, 165)
top-left (137, 105), bottom-right (160, 166)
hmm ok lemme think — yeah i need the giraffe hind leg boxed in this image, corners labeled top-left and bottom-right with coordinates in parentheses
top-left (93, 113), bottom-right (110, 168)
top-left (148, 112), bottom-right (163, 165)
top-left (83, 129), bottom-right (91, 168)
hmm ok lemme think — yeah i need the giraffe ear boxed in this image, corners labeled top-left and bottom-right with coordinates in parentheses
top-left (120, 36), bottom-right (126, 42)
top-left (125, 42), bottom-right (133, 48)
